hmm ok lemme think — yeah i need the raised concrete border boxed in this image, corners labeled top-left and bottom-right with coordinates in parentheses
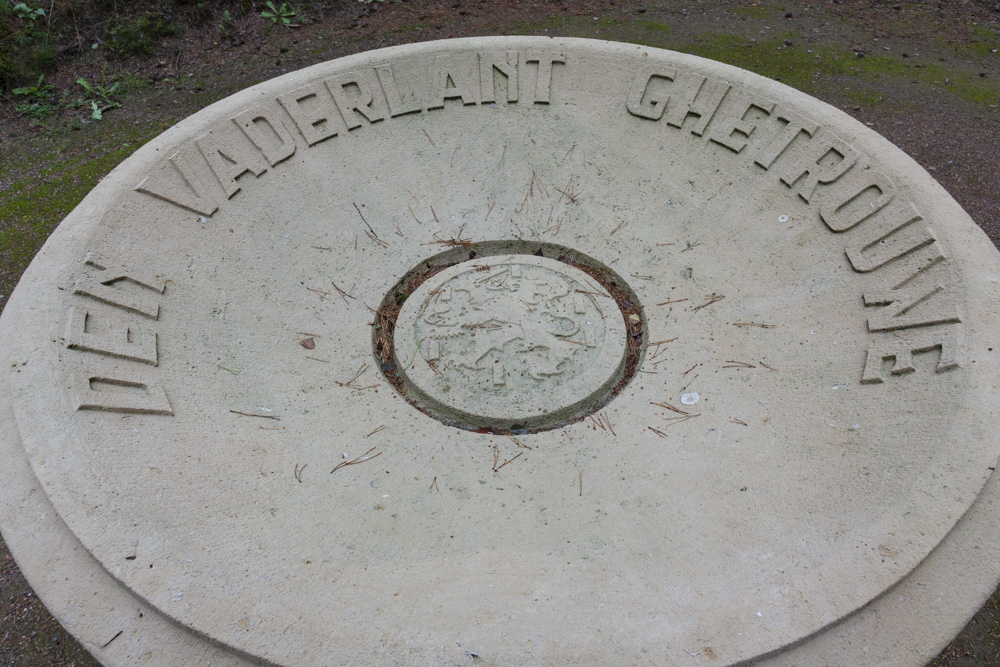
top-left (1, 37), bottom-right (999, 665)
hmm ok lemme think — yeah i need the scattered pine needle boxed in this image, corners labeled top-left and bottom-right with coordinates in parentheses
top-left (331, 447), bottom-right (382, 474)
top-left (609, 219), bottom-right (628, 236)
top-left (332, 281), bottom-right (355, 304)
top-left (734, 321), bottom-right (776, 328)
top-left (495, 452), bottom-right (523, 472)
top-left (648, 338), bottom-right (678, 347)
top-left (430, 476), bottom-right (440, 492)
top-left (554, 177), bottom-right (579, 204)
top-left (508, 435), bottom-right (533, 450)
top-left (335, 363), bottom-right (378, 390)
top-left (424, 229), bottom-right (472, 249)
top-left (656, 298), bottom-right (687, 306)
top-left (422, 129), bottom-right (436, 146)
top-left (693, 294), bottom-right (725, 311)
top-left (760, 362), bottom-right (777, 371)
top-left (662, 413), bottom-right (700, 427)
top-left (408, 203), bottom-right (424, 224)
top-left (230, 410), bottom-right (279, 420)
top-left (649, 426), bottom-right (668, 438)
top-left (723, 360), bottom-right (756, 369)
top-left (294, 463), bottom-right (306, 483)
top-left (731, 418), bottom-right (748, 426)
top-left (307, 286), bottom-right (331, 300)
top-left (651, 400), bottom-right (689, 415)
top-left (367, 425), bottom-right (385, 437)
top-left (707, 180), bottom-right (733, 201)
top-left (365, 228), bottom-right (389, 248)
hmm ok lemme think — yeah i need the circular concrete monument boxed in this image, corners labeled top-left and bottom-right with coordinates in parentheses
top-left (2, 37), bottom-right (1000, 666)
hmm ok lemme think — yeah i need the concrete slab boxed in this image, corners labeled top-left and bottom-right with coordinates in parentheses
top-left (2, 37), bottom-right (999, 666)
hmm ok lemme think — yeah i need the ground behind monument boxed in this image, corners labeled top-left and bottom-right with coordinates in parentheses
top-left (1, 0), bottom-right (998, 664)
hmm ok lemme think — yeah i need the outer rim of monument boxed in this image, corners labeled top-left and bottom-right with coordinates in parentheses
top-left (0, 36), bottom-right (999, 666)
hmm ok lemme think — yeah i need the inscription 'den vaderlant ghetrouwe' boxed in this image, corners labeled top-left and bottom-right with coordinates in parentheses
top-left (64, 49), bottom-right (963, 415)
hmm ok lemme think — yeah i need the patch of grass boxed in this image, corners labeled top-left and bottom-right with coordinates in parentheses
top-left (107, 11), bottom-right (178, 57)
top-left (0, 121), bottom-right (167, 291)
top-left (115, 71), bottom-right (151, 97)
top-left (678, 33), bottom-right (999, 108)
top-left (965, 24), bottom-right (1000, 58)
top-left (729, 3), bottom-right (780, 20)
top-left (515, 14), bottom-right (675, 45)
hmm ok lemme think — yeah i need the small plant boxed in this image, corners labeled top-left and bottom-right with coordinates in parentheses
top-left (219, 9), bottom-right (232, 38)
top-left (11, 74), bottom-right (59, 121)
top-left (260, 1), bottom-right (297, 27)
top-left (11, 2), bottom-right (45, 23)
top-left (76, 68), bottom-right (121, 120)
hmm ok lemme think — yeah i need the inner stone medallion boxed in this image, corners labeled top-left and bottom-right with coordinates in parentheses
top-left (393, 255), bottom-right (627, 429)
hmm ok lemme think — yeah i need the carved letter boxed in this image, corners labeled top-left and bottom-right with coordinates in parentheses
top-left (135, 148), bottom-right (219, 217)
top-left (708, 94), bottom-right (775, 153)
top-left (664, 73), bottom-right (730, 136)
top-left (196, 125), bottom-right (268, 199)
top-left (521, 50), bottom-right (566, 104)
top-left (861, 326), bottom-right (962, 384)
top-left (374, 63), bottom-right (421, 117)
top-left (232, 104), bottom-right (298, 166)
top-left (73, 253), bottom-right (166, 320)
top-left (428, 55), bottom-right (479, 109)
top-left (66, 307), bottom-right (158, 365)
top-left (864, 283), bottom-right (961, 332)
top-left (479, 51), bottom-right (519, 104)
top-left (277, 83), bottom-right (345, 145)
top-left (626, 66), bottom-right (676, 120)
top-left (753, 105), bottom-right (818, 170)
top-left (776, 128), bottom-right (857, 203)
top-left (819, 165), bottom-right (896, 233)
top-left (325, 71), bottom-right (386, 130)
top-left (845, 200), bottom-right (937, 273)
top-left (69, 369), bottom-right (172, 415)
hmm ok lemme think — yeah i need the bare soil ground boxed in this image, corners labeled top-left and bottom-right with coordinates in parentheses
top-left (1, 0), bottom-right (999, 664)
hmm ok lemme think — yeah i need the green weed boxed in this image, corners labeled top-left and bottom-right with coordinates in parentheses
top-left (261, 1), bottom-right (297, 27)
top-left (11, 74), bottom-right (58, 121)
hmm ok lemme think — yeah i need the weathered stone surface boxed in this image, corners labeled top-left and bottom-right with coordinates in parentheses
top-left (2, 37), bottom-right (1000, 666)
top-left (394, 255), bottom-right (627, 429)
